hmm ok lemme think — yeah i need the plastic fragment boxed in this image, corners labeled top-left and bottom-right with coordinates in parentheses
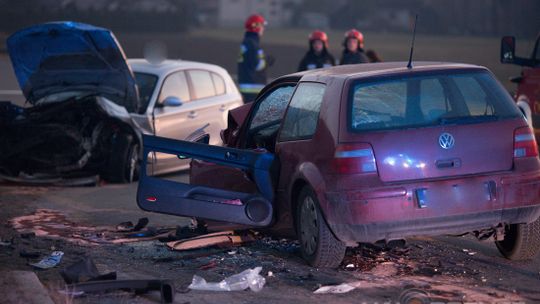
top-left (314, 282), bottom-right (359, 294)
top-left (188, 267), bottom-right (265, 292)
top-left (30, 251), bottom-right (64, 269)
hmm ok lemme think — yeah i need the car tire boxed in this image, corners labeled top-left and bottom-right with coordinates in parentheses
top-left (495, 217), bottom-right (540, 260)
top-left (296, 186), bottom-right (346, 268)
top-left (106, 133), bottom-right (139, 183)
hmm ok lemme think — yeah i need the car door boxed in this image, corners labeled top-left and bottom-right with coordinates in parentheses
top-left (184, 70), bottom-right (234, 146)
top-left (151, 70), bottom-right (194, 173)
top-left (137, 82), bottom-right (297, 227)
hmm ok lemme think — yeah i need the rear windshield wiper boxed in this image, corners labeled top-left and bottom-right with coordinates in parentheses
top-left (438, 115), bottom-right (499, 125)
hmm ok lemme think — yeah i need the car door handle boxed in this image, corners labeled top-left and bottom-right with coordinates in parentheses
top-left (188, 111), bottom-right (198, 119)
top-left (219, 105), bottom-right (227, 112)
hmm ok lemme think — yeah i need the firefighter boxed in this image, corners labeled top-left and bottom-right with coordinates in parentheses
top-left (298, 30), bottom-right (336, 71)
top-left (237, 14), bottom-right (271, 103)
top-left (340, 29), bottom-right (369, 65)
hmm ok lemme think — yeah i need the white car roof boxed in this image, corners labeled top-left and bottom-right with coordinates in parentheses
top-left (127, 58), bottom-right (229, 77)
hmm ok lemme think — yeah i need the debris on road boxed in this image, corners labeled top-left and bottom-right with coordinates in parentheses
top-left (9, 209), bottom-right (175, 245)
top-left (29, 251), bottom-right (63, 269)
top-left (61, 279), bottom-right (175, 303)
top-left (61, 257), bottom-right (116, 284)
top-left (0, 238), bottom-right (12, 247)
top-left (116, 217), bottom-right (149, 232)
top-left (166, 230), bottom-right (255, 251)
top-left (188, 267), bottom-right (266, 292)
top-left (313, 282), bottom-right (360, 294)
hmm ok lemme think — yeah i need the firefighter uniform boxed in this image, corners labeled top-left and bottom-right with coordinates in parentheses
top-left (238, 31), bottom-right (267, 102)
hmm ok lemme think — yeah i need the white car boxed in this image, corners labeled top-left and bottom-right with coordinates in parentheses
top-left (129, 59), bottom-right (243, 175)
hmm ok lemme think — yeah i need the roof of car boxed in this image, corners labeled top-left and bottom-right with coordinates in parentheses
top-left (127, 58), bottom-right (227, 76)
top-left (297, 61), bottom-right (487, 81)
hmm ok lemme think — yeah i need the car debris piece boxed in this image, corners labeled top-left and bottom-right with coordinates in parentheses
top-left (0, 239), bottom-right (12, 247)
top-left (29, 251), bottom-right (64, 269)
top-left (116, 217), bottom-right (149, 232)
top-left (188, 267), bottom-right (265, 292)
top-left (62, 279), bottom-right (174, 303)
top-left (166, 231), bottom-right (254, 251)
top-left (61, 257), bottom-right (116, 284)
top-left (313, 282), bottom-right (360, 294)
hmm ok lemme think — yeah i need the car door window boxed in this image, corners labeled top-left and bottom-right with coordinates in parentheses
top-left (158, 71), bottom-right (190, 104)
top-left (188, 70), bottom-right (216, 100)
top-left (279, 82), bottom-right (326, 141)
top-left (245, 84), bottom-right (296, 150)
top-left (249, 85), bottom-right (295, 130)
top-left (212, 72), bottom-right (226, 95)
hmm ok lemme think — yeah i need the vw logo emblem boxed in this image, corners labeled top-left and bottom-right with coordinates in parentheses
top-left (439, 133), bottom-right (455, 149)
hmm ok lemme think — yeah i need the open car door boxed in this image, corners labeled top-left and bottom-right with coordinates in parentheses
top-left (137, 134), bottom-right (275, 227)
top-left (137, 76), bottom-right (301, 228)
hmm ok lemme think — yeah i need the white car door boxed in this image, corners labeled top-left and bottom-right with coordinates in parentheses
top-left (151, 70), bottom-right (194, 173)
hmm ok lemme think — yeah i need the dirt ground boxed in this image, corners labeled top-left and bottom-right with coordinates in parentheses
top-left (1, 181), bottom-right (539, 303)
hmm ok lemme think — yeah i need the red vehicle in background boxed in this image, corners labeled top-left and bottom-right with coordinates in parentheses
top-left (501, 34), bottom-right (540, 139)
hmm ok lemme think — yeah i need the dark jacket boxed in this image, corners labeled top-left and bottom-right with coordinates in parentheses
top-left (237, 32), bottom-right (267, 93)
top-left (298, 48), bottom-right (336, 71)
top-left (340, 48), bottom-right (369, 65)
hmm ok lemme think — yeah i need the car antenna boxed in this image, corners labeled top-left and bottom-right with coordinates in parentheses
top-left (407, 14), bottom-right (418, 69)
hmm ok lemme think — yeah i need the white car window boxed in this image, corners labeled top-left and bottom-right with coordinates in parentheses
top-left (159, 71), bottom-right (190, 104)
top-left (189, 70), bottom-right (216, 100)
top-left (212, 72), bottom-right (226, 95)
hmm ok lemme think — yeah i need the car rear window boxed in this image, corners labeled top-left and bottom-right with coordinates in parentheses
top-left (350, 70), bottom-right (521, 131)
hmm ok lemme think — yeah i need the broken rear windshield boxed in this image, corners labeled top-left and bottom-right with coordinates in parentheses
top-left (349, 70), bottom-right (521, 131)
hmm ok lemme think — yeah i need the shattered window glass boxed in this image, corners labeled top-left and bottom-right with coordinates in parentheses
top-left (249, 85), bottom-right (295, 130)
top-left (279, 82), bottom-right (326, 141)
top-left (350, 71), bottom-right (520, 131)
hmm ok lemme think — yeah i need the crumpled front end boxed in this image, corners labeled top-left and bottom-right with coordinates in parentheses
top-left (0, 96), bottom-right (138, 182)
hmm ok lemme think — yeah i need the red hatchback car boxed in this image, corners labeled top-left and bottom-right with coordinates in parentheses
top-left (138, 62), bottom-right (540, 267)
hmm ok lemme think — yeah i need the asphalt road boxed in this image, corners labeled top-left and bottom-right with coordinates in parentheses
top-left (1, 177), bottom-right (540, 303)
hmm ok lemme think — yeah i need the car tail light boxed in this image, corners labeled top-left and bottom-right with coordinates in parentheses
top-left (513, 127), bottom-right (538, 158)
top-left (332, 143), bottom-right (377, 174)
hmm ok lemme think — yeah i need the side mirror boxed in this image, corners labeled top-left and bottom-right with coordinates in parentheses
top-left (501, 36), bottom-right (516, 64)
top-left (162, 96), bottom-right (183, 107)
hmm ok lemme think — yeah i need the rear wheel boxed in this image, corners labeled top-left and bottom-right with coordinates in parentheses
top-left (106, 133), bottom-right (139, 183)
top-left (296, 186), bottom-right (346, 268)
top-left (495, 217), bottom-right (540, 260)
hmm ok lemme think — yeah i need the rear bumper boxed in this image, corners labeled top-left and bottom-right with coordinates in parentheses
top-left (328, 206), bottom-right (540, 244)
top-left (324, 171), bottom-right (540, 244)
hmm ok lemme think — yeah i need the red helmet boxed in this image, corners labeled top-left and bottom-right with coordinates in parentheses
top-left (245, 14), bottom-right (266, 33)
top-left (309, 30), bottom-right (328, 47)
top-left (344, 29), bottom-right (364, 44)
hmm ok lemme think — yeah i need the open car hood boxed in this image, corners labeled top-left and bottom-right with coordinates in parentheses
top-left (7, 22), bottom-right (140, 112)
